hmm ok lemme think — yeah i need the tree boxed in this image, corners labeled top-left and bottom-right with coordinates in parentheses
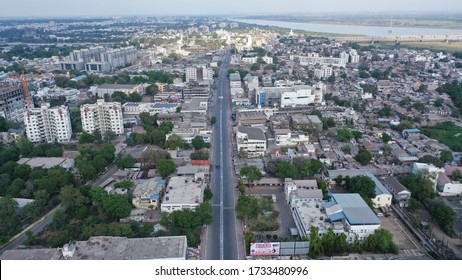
top-left (59, 185), bottom-right (86, 211)
top-left (129, 92), bottom-right (142, 102)
top-left (115, 154), bottom-right (135, 168)
top-left (103, 130), bottom-right (117, 143)
top-left (355, 149), bottom-right (373, 165)
top-left (240, 166), bottom-right (263, 186)
top-left (434, 98), bottom-right (444, 107)
top-left (15, 136), bottom-right (34, 156)
top-left (156, 159), bottom-right (176, 178)
top-left (349, 175), bottom-right (376, 201)
top-left (250, 63), bottom-right (260, 71)
top-left (191, 136), bottom-right (209, 150)
top-left (418, 155), bottom-right (444, 168)
top-left (90, 186), bottom-right (108, 207)
top-left (79, 131), bottom-right (95, 144)
top-left (0, 116), bottom-right (7, 132)
top-left (211, 116), bottom-right (217, 125)
top-left (103, 194), bottom-right (132, 221)
top-left (327, 74), bottom-right (336, 83)
top-left (0, 197), bottom-right (21, 244)
top-left (7, 178), bottom-right (25, 197)
top-left (308, 226), bottom-right (323, 259)
top-left (114, 179), bottom-right (134, 189)
top-left (236, 195), bottom-right (260, 222)
top-left (111, 91), bottom-right (129, 103)
top-left (165, 134), bottom-right (187, 150)
top-left (440, 150), bottom-right (453, 163)
top-left (204, 188), bottom-right (213, 201)
top-left (429, 200), bottom-right (457, 236)
top-left (196, 202), bottom-right (213, 225)
top-left (341, 145), bottom-right (351, 154)
top-left (382, 132), bottom-right (392, 143)
top-left (378, 106), bottom-right (394, 117)
top-left (13, 164), bottom-right (31, 180)
top-left (363, 229), bottom-right (399, 254)
top-left (276, 161), bottom-right (297, 179)
top-left (382, 144), bottom-right (392, 154)
top-left (336, 128), bottom-right (353, 142)
top-left (352, 130), bottom-right (363, 140)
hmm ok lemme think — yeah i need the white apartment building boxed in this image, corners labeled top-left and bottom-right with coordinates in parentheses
top-left (262, 56), bottom-right (273, 64)
top-left (349, 50), bottom-right (360, 63)
top-left (185, 67), bottom-right (201, 82)
top-left (81, 99), bottom-right (124, 136)
top-left (236, 126), bottom-right (267, 158)
top-left (24, 103), bottom-right (72, 143)
top-left (280, 89), bottom-right (322, 108)
top-left (314, 65), bottom-right (333, 79)
top-left (290, 54), bottom-right (347, 67)
top-left (274, 129), bottom-right (309, 146)
top-left (242, 56), bottom-right (258, 64)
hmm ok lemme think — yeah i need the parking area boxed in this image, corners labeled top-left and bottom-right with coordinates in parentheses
top-left (246, 186), bottom-right (296, 239)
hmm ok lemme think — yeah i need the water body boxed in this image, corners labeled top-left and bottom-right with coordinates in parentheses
top-left (235, 19), bottom-right (462, 36)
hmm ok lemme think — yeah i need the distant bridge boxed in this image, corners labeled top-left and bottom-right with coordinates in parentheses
top-left (330, 34), bottom-right (462, 42)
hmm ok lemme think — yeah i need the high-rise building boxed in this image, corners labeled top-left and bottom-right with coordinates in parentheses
top-left (349, 50), bottom-right (360, 63)
top-left (24, 103), bottom-right (73, 143)
top-left (0, 84), bottom-right (26, 123)
top-left (81, 99), bottom-right (124, 136)
top-left (185, 67), bottom-right (204, 82)
top-left (61, 46), bottom-right (138, 73)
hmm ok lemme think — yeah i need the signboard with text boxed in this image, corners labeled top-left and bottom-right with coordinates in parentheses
top-left (250, 242), bottom-right (280, 256)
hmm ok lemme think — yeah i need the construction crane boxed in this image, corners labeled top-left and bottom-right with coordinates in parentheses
top-left (21, 70), bottom-right (32, 109)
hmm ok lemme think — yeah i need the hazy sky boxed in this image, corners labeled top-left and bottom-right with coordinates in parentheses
top-left (1, 0), bottom-right (461, 17)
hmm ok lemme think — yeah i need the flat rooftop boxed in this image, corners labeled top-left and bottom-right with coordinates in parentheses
top-left (164, 176), bottom-right (204, 205)
top-left (17, 157), bottom-right (74, 169)
top-left (99, 84), bottom-right (137, 90)
top-left (0, 236), bottom-right (187, 260)
top-left (237, 126), bottom-right (266, 141)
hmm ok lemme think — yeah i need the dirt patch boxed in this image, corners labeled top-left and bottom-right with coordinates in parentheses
top-left (379, 212), bottom-right (422, 251)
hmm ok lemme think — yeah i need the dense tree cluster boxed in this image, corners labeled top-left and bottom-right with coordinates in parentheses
top-left (75, 144), bottom-right (115, 181)
top-left (437, 80), bottom-right (462, 113)
top-left (421, 122), bottom-right (462, 152)
top-left (355, 149), bottom-right (373, 165)
top-left (401, 173), bottom-right (456, 236)
top-left (160, 202), bottom-right (213, 247)
top-left (267, 158), bottom-right (323, 179)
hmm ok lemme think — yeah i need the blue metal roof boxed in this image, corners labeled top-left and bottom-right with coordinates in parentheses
top-left (150, 194), bottom-right (160, 200)
top-left (329, 212), bottom-right (346, 222)
top-left (331, 194), bottom-right (381, 225)
top-left (402, 128), bottom-right (420, 133)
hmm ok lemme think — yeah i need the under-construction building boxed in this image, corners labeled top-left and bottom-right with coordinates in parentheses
top-left (0, 84), bottom-right (26, 123)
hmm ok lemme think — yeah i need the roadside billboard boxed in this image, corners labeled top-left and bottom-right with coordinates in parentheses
top-left (250, 242), bottom-right (280, 256)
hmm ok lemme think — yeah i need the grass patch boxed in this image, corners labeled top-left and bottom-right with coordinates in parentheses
top-left (360, 41), bottom-right (462, 52)
top-left (421, 122), bottom-right (462, 152)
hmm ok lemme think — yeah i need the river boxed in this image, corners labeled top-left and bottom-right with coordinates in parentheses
top-left (235, 19), bottom-right (462, 36)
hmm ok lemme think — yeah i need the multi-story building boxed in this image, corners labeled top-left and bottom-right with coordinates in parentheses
top-left (349, 50), bottom-right (360, 63)
top-left (256, 86), bottom-right (323, 108)
top-left (0, 84), bottom-right (26, 123)
top-left (236, 126), bottom-right (267, 158)
top-left (161, 175), bottom-right (205, 213)
top-left (290, 53), bottom-right (347, 67)
top-left (185, 67), bottom-right (202, 82)
top-left (242, 56), bottom-right (258, 64)
top-left (24, 103), bottom-right (72, 143)
top-left (96, 84), bottom-right (144, 98)
top-left (262, 55), bottom-right (273, 64)
top-left (81, 99), bottom-right (124, 136)
top-left (314, 65), bottom-right (333, 79)
top-left (60, 46), bottom-right (138, 72)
